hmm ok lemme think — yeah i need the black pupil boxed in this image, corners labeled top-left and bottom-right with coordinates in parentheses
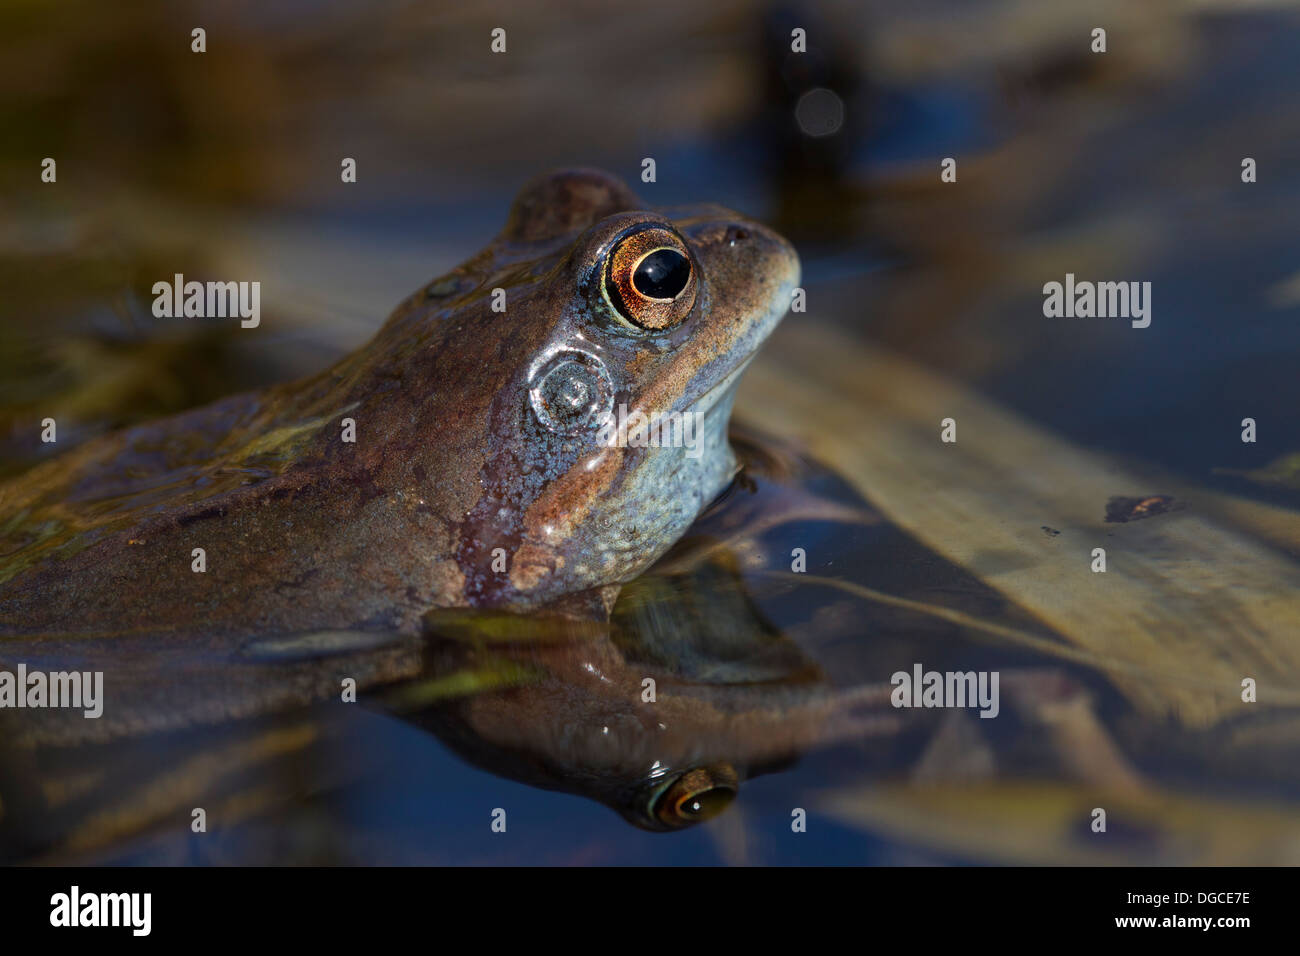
top-left (678, 788), bottom-right (730, 819)
top-left (633, 249), bottom-right (690, 299)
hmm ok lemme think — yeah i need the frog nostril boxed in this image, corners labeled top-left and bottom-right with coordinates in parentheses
top-left (726, 226), bottom-right (749, 246)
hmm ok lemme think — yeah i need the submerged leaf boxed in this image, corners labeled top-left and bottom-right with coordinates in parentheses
top-left (379, 660), bottom-right (545, 711)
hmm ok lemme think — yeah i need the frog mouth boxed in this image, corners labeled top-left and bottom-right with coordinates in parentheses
top-left (680, 258), bottom-right (796, 422)
top-left (685, 357), bottom-right (753, 422)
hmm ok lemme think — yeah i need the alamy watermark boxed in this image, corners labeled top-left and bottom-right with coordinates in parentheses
top-left (50, 886), bottom-right (150, 936)
top-left (151, 273), bottom-right (260, 328)
top-left (0, 663), bottom-right (103, 718)
top-left (1043, 273), bottom-right (1151, 328)
top-left (890, 663), bottom-right (1000, 718)
top-left (596, 404), bottom-right (703, 459)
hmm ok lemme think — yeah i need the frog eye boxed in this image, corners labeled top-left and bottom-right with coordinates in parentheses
top-left (603, 225), bottom-right (697, 332)
top-left (650, 765), bottom-right (738, 829)
top-left (528, 349), bottom-right (615, 434)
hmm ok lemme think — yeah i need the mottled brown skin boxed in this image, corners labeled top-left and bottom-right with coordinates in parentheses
top-left (0, 170), bottom-right (799, 638)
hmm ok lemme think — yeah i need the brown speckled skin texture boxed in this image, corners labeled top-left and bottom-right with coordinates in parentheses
top-left (0, 170), bottom-right (799, 638)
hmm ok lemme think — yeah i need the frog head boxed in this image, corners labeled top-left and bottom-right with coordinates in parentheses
top-left (432, 169), bottom-right (800, 610)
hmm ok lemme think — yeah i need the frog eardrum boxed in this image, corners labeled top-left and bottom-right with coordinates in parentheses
top-left (602, 223), bottom-right (697, 332)
top-left (527, 348), bottom-right (615, 434)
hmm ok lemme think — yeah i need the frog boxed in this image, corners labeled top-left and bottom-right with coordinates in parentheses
top-left (0, 437), bottom-right (904, 854)
top-left (0, 169), bottom-right (800, 639)
top-left (0, 420), bottom-right (1149, 855)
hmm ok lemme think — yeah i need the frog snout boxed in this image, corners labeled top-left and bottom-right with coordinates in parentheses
top-left (699, 217), bottom-right (800, 302)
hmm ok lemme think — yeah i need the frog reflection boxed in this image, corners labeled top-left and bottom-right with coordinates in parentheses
top-left (401, 548), bottom-right (897, 831)
top-left (384, 442), bottom-right (894, 830)
top-left (0, 443), bottom-right (894, 859)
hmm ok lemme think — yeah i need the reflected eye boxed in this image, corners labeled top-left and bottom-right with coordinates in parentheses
top-left (604, 225), bottom-right (697, 332)
top-left (651, 765), bottom-right (738, 829)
